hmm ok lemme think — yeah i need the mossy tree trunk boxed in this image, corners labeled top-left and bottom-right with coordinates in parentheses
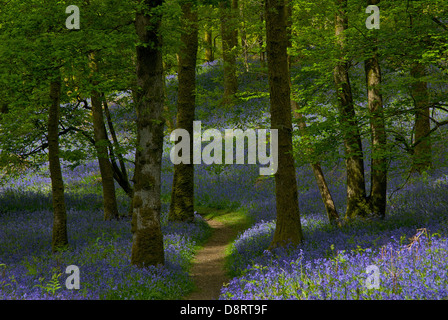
top-left (169, 0), bottom-right (198, 222)
top-left (204, 29), bottom-right (214, 62)
top-left (48, 75), bottom-right (68, 253)
top-left (409, 4), bottom-right (432, 174)
top-left (411, 63), bottom-right (431, 173)
top-left (364, 0), bottom-right (388, 219)
top-left (333, 0), bottom-right (367, 219)
top-left (131, 0), bottom-right (165, 267)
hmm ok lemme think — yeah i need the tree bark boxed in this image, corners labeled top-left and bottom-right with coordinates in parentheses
top-left (131, 0), bottom-right (165, 267)
top-left (48, 75), bottom-right (68, 253)
top-left (411, 63), bottom-right (431, 173)
top-left (102, 97), bottom-right (133, 199)
top-left (266, 0), bottom-right (303, 248)
top-left (220, 0), bottom-right (238, 105)
top-left (364, 0), bottom-right (387, 219)
top-left (89, 53), bottom-right (120, 221)
top-left (169, 0), bottom-right (198, 222)
top-left (204, 29), bottom-right (214, 62)
top-left (408, 6), bottom-right (432, 174)
top-left (333, 0), bottom-right (367, 219)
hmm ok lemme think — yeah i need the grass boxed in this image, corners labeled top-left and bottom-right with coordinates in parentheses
top-left (196, 206), bottom-right (253, 233)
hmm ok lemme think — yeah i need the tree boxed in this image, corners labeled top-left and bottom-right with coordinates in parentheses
top-left (266, 0), bottom-right (303, 248)
top-left (89, 53), bottom-right (120, 221)
top-left (131, 0), bottom-right (166, 267)
top-left (408, 4), bottom-right (432, 174)
top-left (0, 1), bottom-right (73, 252)
top-left (364, 0), bottom-right (387, 219)
top-left (102, 97), bottom-right (134, 203)
top-left (220, 0), bottom-right (238, 104)
top-left (378, 0), bottom-right (447, 175)
top-left (204, 29), bottom-right (214, 62)
top-left (410, 63), bottom-right (431, 174)
top-left (333, 0), bottom-right (367, 219)
top-left (49, 74), bottom-right (69, 253)
top-left (169, 0), bottom-right (199, 222)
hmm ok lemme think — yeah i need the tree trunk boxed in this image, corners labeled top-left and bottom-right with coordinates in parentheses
top-left (89, 54), bottom-right (120, 221)
top-left (333, 0), bottom-right (367, 219)
top-left (266, 0), bottom-right (303, 248)
top-left (169, 1), bottom-right (198, 222)
top-left (48, 76), bottom-right (68, 253)
top-left (364, 0), bottom-right (387, 219)
top-left (408, 2), bottom-right (432, 174)
top-left (365, 54), bottom-right (387, 219)
top-left (131, 0), bottom-right (165, 267)
top-left (103, 97), bottom-right (133, 199)
top-left (411, 63), bottom-right (431, 173)
top-left (220, 0), bottom-right (238, 105)
top-left (104, 98), bottom-right (134, 218)
top-left (311, 161), bottom-right (341, 224)
top-left (204, 30), bottom-right (214, 62)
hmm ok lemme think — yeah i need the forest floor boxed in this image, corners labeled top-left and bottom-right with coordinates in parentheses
top-left (185, 208), bottom-right (251, 300)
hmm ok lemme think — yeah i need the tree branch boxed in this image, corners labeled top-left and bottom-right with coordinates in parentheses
top-left (432, 17), bottom-right (448, 31)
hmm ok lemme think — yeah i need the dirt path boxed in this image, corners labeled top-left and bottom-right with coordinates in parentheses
top-left (185, 219), bottom-right (235, 300)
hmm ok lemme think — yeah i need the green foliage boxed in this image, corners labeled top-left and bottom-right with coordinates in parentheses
top-left (34, 272), bottom-right (63, 296)
top-left (0, 263), bottom-right (16, 291)
top-left (288, 0), bottom-right (448, 177)
top-left (0, 0), bottom-right (136, 176)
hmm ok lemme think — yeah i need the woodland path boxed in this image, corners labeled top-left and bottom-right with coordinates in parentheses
top-left (185, 218), bottom-right (235, 300)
